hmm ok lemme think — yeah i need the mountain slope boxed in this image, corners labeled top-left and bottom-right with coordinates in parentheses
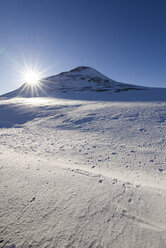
top-left (1, 66), bottom-right (166, 101)
top-left (0, 67), bottom-right (166, 247)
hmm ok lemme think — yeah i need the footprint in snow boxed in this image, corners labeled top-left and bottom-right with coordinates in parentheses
top-left (30, 197), bottom-right (36, 202)
top-left (139, 128), bottom-right (146, 132)
top-left (112, 179), bottom-right (117, 184)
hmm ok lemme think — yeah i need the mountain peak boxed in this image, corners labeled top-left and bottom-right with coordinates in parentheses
top-left (55, 66), bottom-right (98, 78)
top-left (2, 66), bottom-right (166, 102)
top-left (68, 66), bottom-right (90, 72)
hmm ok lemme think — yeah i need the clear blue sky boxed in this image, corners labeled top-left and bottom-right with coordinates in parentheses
top-left (0, 0), bottom-right (166, 94)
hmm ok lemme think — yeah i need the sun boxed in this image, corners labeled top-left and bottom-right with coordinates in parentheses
top-left (16, 60), bottom-right (50, 96)
top-left (24, 70), bottom-right (41, 85)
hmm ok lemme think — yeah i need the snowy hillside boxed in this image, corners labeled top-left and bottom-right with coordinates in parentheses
top-left (0, 68), bottom-right (166, 248)
top-left (1, 66), bottom-right (166, 101)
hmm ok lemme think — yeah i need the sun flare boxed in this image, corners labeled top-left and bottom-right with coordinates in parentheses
top-left (24, 70), bottom-right (41, 85)
top-left (17, 61), bottom-right (51, 96)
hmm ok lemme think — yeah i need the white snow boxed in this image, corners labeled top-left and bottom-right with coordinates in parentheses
top-left (2, 66), bottom-right (166, 101)
top-left (0, 67), bottom-right (166, 247)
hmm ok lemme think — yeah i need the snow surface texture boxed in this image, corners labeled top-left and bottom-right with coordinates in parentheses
top-left (0, 67), bottom-right (166, 248)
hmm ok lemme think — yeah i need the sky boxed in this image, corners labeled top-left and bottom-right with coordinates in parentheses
top-left (0, 0), bottom-right (166, 94)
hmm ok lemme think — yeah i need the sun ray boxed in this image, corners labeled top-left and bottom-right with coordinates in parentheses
top-left (24, 70), bottom-right (40, 85)
top-left (9, 56), bottom-right (57, 97)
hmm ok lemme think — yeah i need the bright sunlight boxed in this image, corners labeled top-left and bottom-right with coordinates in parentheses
top-left (18, 62), bottom-right (50, 96)
top-left (24, 69), bottom-right (41, 85)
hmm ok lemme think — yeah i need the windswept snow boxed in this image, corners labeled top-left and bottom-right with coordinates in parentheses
top-left (0, 67), bottom-right (166, 248)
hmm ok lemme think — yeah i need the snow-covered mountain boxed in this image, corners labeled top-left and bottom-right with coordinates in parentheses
top-left (1, 66), bottom-right (166, 101)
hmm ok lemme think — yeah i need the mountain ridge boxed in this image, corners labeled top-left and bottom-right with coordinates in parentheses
top-left (1, 66), bottom-right (166, 101)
